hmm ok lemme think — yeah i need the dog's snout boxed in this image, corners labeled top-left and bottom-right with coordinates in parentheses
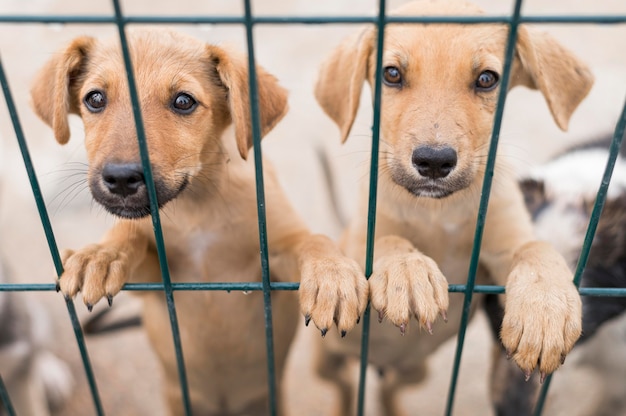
top-left (412, 146), bottom-right (457, 179)
top-left (102, 163), bottom-right (145, 196)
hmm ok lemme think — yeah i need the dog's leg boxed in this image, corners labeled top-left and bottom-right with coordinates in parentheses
top-left (379, 364), bottom-right (427, 416)
top-left (57, 220), bottom-right (149, 309)
top-left (276, 233), bottom-right (368, 336)
top-left (369, 235), bottom-right (449, 333)
top-left (501, 241), bottom-right (582, 380)
top-left (313, 337), bottom-right (354, 416)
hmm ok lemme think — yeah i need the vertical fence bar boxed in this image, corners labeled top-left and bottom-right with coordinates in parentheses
top-left (444, 1), bottom-right (524, 415)
top-left (0, 375), bottom-right (16, 416)
top-left (533, 96), bottom-right (626, 415)
top-left (109, 1), bottom-right (192, 414)
top-left (356, 0), bottom-right (387, 415)
top-left (242, 1), bottom-right (279, 414)
top-left (0, 55), bottom-right (105, 416)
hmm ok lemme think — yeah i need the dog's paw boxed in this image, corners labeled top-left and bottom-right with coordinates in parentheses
top-left (58, 245), bottom-right (130, 310)
top-left (299, 255), bottom-right (368, 337)
top-left (370, 252), bottom-right (449, 334)
top-left (501, 243), bottom-right (582, 381)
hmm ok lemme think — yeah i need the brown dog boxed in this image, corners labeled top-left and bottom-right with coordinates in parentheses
top-left (313, 0), bottom-right (593, 414)
top-left (30, 29), bottom-right (367, 415)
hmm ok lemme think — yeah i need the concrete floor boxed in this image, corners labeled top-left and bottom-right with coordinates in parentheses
top-left (1, 0), bottom-right (625, 415)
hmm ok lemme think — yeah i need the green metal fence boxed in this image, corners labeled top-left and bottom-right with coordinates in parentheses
top-left (1, 1), bottom-right (625, 415)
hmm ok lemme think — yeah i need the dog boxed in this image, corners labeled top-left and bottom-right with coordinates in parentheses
top-left (312, 0), bottom-right (593, 414)
top-left (486, 134), bottom-right (626, 415)
top-left (30, 29), bottom-right (368, 415)
top-left (0, 258), bottom-right (73, 416)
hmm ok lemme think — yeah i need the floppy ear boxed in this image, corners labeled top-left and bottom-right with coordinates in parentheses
top-left (314, 28), bottom-right (374, 143)
top-left (30, 36), bottom-right (95, 145)
top-left (511, 26), bottom-right (594, 132)
top-left (211, 47), bottom-right (288, 160)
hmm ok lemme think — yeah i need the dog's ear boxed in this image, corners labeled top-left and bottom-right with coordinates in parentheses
top-left (512, 26), bottom-right (594, 132)
top-left (30, 36), bottom-right (95, 145)
top-left (314, 29), bottom-right (374, 143)
top-left (211, 47), bottom-right (288, 160)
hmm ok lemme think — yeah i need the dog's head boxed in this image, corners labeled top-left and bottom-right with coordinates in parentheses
top-left (31, 29), bottom-right (288, 219)
top-left (315, 0), bottom-right (593, 199)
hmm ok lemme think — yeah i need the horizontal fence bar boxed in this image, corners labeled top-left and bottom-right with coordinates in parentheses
top-left (1, 14), bottom-right (626, 25)
top-left (2, 283), bottom-right (626, 297)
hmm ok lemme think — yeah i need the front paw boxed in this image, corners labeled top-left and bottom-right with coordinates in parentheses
top-left (58, 244), bottom-right (130, 310)
top-left (299, 255), bottom-right (368, 337)
top-left (501, 247), bottom-right (582, 380)
top-left (370, 252), bottom-right (449, 334)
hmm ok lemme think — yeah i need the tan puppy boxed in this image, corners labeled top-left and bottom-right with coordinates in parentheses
top-left (30, 29), bottom-right (367, 415)
top-left (314, 0), bottom-right (593, 414)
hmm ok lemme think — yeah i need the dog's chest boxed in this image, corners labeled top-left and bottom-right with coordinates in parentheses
top-left (402, 211), bottom-right (477, 284)
top-left (159, 223), bottom-right (261, 282)
top-left (186, 230), bottom-right (220, 266)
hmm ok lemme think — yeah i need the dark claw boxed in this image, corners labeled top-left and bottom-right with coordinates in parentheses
top-left (86, 303), bottom-right (93, 312)
top-left (55, 281), bottom-right (61, 292)
top-left (560, 354), bottom-right (566, 365)
top-left (399, 323), bottom-right (406, 336)
top-left (356, 315), bottom-right (361, 325)
top-left (304, 314), bottom-right (311, 327)
top-left (341, 330), bottom-right (347, 338)
top-left (321, 328), bottom-right (328, 338)
top-left (524, 369), bottom-right (532, 382)
top-left (107, 294), bottom-right (113, 307)
top-left (378, 310), bottom-right (384, 323)
top-left (540, 372), bottom-right (547, 384)
top-left (440, 311), bottom-right (448, 323)
top-left (426, 321), bottom-right (433, 335)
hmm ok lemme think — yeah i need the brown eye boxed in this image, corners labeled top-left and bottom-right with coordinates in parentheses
top-left (171, 92), bottom-right (197, 115)
top-left (383, 66), bottom-right (402, 87)
top-left (83, 90), bottom-right (107, 113)
top-left (475, 70), bottom-right (499, 91)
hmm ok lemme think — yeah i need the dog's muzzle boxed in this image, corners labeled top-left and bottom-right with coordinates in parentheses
top-left (390, 145), bottom-right (471, 199)
top-left (90, 162), bottom-right (187, 219)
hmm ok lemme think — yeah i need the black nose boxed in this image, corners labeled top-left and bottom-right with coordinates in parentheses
top-left (412, 146), bottom-right (457, 179)
top-left (101, 163), bottom-right (145, 196)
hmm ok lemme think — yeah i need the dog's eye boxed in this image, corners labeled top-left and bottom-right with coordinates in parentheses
top-left (171, 93), bottom-right (198, 115)
top-left (83, 90), bottom-right (107, 113)
top-left (475, 70), bottom-right (499, 91)
top-left (382, 66), bottom-right (403, 87)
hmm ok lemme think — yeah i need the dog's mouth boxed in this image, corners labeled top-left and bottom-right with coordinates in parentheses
top-left (89, 163), bottom-right (189, 219)
top-left (389, 166), bottom-right (472, 199)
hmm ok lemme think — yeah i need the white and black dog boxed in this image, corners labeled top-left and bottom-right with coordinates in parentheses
top-left (486, 133), bottom-right (626, 415)
top-left (0, 259), bottom-right (73, 416)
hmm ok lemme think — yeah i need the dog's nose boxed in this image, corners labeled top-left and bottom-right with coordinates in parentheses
top-left (412, 146), bottom-right (457, 179)
top-left (101, 163), bottom-right (145, 196)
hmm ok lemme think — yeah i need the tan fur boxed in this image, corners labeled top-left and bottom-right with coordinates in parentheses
top-left (314, 1), bottom-right (592, 414)
top-left (30, 29), bottom-right (368, 415)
